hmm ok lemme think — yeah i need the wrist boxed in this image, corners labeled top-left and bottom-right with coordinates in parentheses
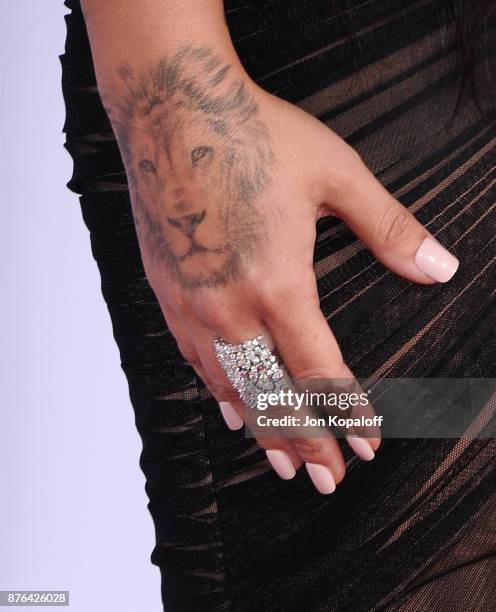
top-left (82, 1), bottom-right (251, 98)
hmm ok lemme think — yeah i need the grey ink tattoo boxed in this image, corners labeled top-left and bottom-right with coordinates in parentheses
top-left (102, 46), bottom-right (274, 289)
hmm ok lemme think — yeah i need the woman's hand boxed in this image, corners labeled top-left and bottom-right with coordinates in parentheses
top-left (100, 47), bottom-right (458, 494)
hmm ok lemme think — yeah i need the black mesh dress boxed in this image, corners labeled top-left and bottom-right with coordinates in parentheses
top-left (60, 1), bottom-right (496, 610)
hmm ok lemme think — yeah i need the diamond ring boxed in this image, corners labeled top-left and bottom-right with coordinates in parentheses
top-left (213, 335), bottom-right (290, 409)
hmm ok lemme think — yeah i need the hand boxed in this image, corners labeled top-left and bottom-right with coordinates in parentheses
top-left (105, 46), bottom-right (459, 494)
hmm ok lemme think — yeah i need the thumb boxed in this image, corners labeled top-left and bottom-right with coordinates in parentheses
top-left (326, 156), bottom-right (459, 284)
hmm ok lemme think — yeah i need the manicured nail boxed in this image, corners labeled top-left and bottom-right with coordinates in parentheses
top-left (305, 463), bottom-right (336, 494)
top-left (218, 402), bottom-right (243, 431)
top-left (266, 449), bottom-right (296, 480)
top-left (346, 436), bottom-right (375, 461)
top-left (415, 237), bottom-right (459, 283)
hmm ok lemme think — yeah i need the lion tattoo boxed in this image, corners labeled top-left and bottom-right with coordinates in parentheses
top-left (103, 46), bottom-right (274, 289)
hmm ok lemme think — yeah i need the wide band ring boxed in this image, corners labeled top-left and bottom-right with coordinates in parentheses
top-left (213, 335), bottom-right (290, 410)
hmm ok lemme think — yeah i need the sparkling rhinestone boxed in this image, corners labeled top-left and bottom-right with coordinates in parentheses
top-left (248, 368), bottom-right (258, 380)
top-left (245, 350), bottom-right (258, 363)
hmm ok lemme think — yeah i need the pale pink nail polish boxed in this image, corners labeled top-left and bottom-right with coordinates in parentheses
top-left (218, 402), bottom-right (243, 431)
top-left (305, 463), bottom-right (336, 494)
top-left (266, 449), bottom-right (296, 480)
top-left (415, 237), bottom-right (459, 283)
top-left (346, 436), bottom-right (375, 461)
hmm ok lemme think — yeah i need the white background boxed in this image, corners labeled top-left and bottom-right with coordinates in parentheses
top-left (1, 2), bottom-right (161, 609)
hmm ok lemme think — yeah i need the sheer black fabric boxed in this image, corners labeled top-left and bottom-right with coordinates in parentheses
top-left (60, 1), bottom-right (496, 610)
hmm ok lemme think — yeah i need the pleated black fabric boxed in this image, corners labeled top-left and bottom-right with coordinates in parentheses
top-left (60, 1), bottom-right (496, 610)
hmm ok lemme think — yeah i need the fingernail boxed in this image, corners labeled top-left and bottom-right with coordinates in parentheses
top-left (266, 449), bottom-right (296, 480)
top-left (305, 463), bottom-right (336, 494)
top-left (346, 436), bottom-right (375, 461)
top-left (218, 402), bottom-right (243, 431)
top-left (415, 237), bottom-right (459, 283)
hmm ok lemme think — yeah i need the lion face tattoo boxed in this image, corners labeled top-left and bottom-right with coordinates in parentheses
top-left (105, 46), bottom-right (274, 289)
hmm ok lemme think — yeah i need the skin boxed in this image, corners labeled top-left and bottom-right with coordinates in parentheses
top-left (81, 0), bottom-right (453, 492)
top-left (107, 47), bottom-right (273, 288)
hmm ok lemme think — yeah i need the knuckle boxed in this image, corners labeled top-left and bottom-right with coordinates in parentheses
top-left (202, 309), bottom-right (226, 333)
top-left (210, 382), bottom-right (239, 403)
top-left (258, 292), bottom-right (282, 320)
top-left (292, 357), bottom-right (347, 381)
top-left (379, 204), bottom-right (411, 248)
top-left (259, 280), bottom-right (319, 324)
top-left (257, 438), bottom-right (286, 451)
top-left (293, 438), bottom-right (324, 457)
top-left (292, 367), bottom-right (331, 379)
top-left (258, 281), bottom-right (299, 320)
top-left (193, 293), bottom-right (232, 335)
top-left (259, 440), bottom-right (301, 468)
